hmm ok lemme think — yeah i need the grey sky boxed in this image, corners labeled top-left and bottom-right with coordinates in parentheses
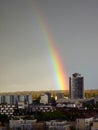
top-left (0, 0), bottom-right (98, 92)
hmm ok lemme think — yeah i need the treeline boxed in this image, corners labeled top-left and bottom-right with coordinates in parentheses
top-left (31, 90), bottom-right (98, 99)
top-left (0, 90), bottom-right (98, 99)
top-left (85, 90), bottom-right (98, 98)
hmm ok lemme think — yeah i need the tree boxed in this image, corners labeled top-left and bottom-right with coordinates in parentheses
top-left (0, 114), bottom-right (9, 126)
top-left (51, 97), bottom-right (56, 106)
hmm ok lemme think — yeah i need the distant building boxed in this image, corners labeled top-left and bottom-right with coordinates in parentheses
top-left (94, 96), bottom-right (98, 104)
top-left (5, 95), bottom-right (10, 104)
top-left (25, 95), bottom-right (32, 104)
top-left (0, 95), bottom-right (32, 105)
top-left (76, 117), bottom-right (93, 130)
top-left (0, 126), bottom-right (7, 130)
top-left (45, 92), bottom-right (51, 104)
top-left (56, 93), bottom-right (64, 100)
top-left (10, 95), bottom-right (17, 104)
top-left (40, 93), bottom-right (51, 104)
top-left (18, 95), bottom-right (25, 102)
top-left (40, 94), bottom-right (48, 104)
top-left (0, 104), bottom-right (15, 116)
top-left (0, 96), bottom-right (2, 104)
top-left (46, 120), bottom-right (70, 130)
top-left (9, 119), bottom-right (37, 130)
top-left (18, 102), bottom-right (25, 109)
top-left (1, 95), bottom-right (6, 104)
top-left (69, 73), bottom-right (84, 99)
top-left (29, 105), bottom-right (55, 112)
top-left (91, 116), bottom-right (98, 130)
top-left (32, 122), bottom-right (45, 130)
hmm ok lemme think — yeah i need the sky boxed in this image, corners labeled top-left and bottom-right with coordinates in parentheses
top-left (0, 0), bottom-right (98, 92)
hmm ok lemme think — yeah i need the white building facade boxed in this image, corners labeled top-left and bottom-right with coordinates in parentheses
top-left (40, 94), bottom-right (48, 104)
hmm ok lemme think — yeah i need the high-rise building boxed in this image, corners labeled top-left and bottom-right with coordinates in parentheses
top-left (69, 73), bottom-right (84, 99)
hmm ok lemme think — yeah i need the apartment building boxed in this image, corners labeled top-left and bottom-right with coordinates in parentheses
top-left (0, 95), bottom-right (32, 105)
top-left (40, 93), bottom-right (51, 105)
top-left (69, 73), bottom-right (84, 99)
top-left (45, 120), bottom-right (70, 130)
top-left (0, 104), bottom-right (15, 116)
top-left (91, 116), bottom-right (98, 130)
top-left (30, 105), bottom-right (55, 112)
top-left (9, 119), bottom-right (37, 130)
top-left (0, 126), bottom-right (7, 130)
top-left (76, 116), bottom-right (93, 130)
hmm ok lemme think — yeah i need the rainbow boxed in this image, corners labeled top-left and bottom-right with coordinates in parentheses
top-left (32, 3), bottom-right (68, 90)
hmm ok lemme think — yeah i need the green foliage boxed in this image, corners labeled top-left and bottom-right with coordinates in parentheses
top-left (0, 114), bottom-right (9, 125)
top-left (22, 116), bottom-right (34, 120)
top-left (35, 109), bottom-right (80, 121)
top-left (13, 108), bottom-right (26, 116)
top-left (70, 126), bottom-right (76, 130)
top-left (51, 97), bottom-right (56, 105)
top-left (36, 110), bottom-right (65, 121)
top-left (33, 96), bottom-right (40, 104)
top-left (85, 90), bottom-right (98, 98)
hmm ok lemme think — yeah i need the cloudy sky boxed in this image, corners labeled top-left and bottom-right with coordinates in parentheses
top-left (0, 0), bottom-right (98, 92)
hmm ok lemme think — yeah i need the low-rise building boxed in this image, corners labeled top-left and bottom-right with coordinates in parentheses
top-left (9, 119), bottom-right (37, 130)
top-left (91, 116), bottom-right (98, 130)
top-left (40, 93), bottom-right (51, 105)
top-left (76, 116), bottom-right (93, 130)
top-left (32, 122), bottom-right (45, 130)
top-left (40, 94), bottom-right (48, 104)
top-left (0, 95), bottom-right (33, 105)
top-left (0, 104), bottom-right (15, 116)
top-left (45, 120), bottom-right (70, 130)
top-left (0, 126), bottom-right (7, 130)
top-left (30, 105), bottom-right (55, 112)
top-left (56, 93), bottom-right (64, 101)
top-left (94, 96), bottom-right (98, 104)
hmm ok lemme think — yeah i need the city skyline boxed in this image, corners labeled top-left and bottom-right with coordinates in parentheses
top-left (0, 0), bottom-right (98, 92)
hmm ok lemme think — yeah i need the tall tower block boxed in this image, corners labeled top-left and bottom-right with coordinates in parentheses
top-left (69, 73), bottom-right (84, 99)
